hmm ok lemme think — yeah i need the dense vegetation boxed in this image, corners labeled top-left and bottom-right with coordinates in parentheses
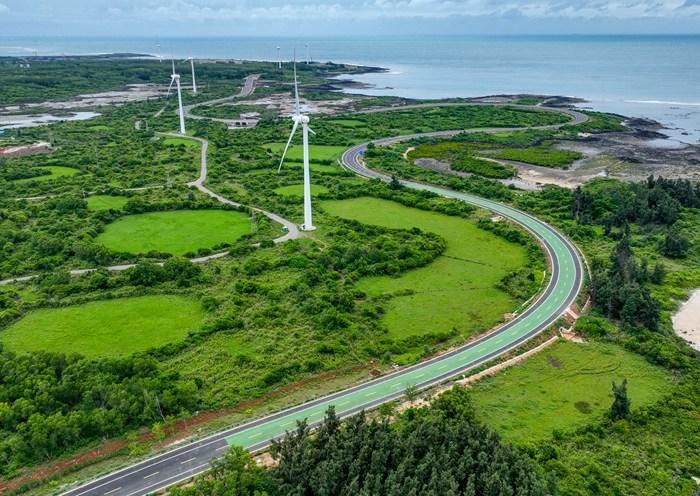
top-left (0, 348), bottom-right (200, 476)
top-left (0, 56), bottom-right (362, 105)
top-left (172, 388), bottom-right (554, 496)
top-left (1, 56), bottom-right (698, 496)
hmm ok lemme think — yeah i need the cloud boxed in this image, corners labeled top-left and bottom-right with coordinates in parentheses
top-left (0, 3), bottom-right (9, 12)
top-left (119, 0), bottom-right (699, 21)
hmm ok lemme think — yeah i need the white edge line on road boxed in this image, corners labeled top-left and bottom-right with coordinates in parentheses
top-left (124, 463), bottom-right (211, 496)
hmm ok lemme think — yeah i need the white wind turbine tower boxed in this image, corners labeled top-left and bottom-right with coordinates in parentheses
top-left (278, 59), bottom-right (315, 231)
top-left (276, 46), bottom-right (281, 69)
top-left (183, 57), bottom-right (197, 94)
top-left (167, 59), bottom-right (186, 135)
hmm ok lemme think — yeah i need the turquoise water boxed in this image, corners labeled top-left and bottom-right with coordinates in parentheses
top-left (2, 35), bottom-right (699, 142)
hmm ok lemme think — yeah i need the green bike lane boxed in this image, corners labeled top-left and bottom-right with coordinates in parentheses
top-left (226, 177), bottom-right (582, 450)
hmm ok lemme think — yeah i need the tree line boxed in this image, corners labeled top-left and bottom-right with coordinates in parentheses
top-left (172, 387), bottom-right (555, 496)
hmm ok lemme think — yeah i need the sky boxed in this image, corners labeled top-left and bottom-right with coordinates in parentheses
top-left (0, 0), bottom-right (699, 36)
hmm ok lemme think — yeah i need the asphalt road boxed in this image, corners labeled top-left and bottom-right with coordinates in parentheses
top-left (58, 106), bottom-right (585, 496)
top-left (183, 74), bottom-right (260, 124)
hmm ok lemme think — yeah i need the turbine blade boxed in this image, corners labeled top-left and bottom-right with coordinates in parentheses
top-left (166, 77), bottom-right (175, 97)
top-left (307, 126), bottom-right (316, 136)
top-left (293, 56), bottom-right (301, 116)
top-left (278, 120), bottom-right (299, 173)
top-left (171, 58), bottom-right (175, 75)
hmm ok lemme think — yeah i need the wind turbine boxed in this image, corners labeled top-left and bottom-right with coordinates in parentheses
top-left (167, 59), bottom-right (186, 135)
top-left (278, 58), bottom-right (315, 231)
top-left (183, 57), bottom-right (198, 94)
top-left (276, 46), bottom-right (281, 69)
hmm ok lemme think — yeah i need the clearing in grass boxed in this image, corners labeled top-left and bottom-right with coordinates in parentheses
top-left (0, 295), bottom-right (205, 358)
top-left (321, 197), bottom-right (529, 344)
top-left (263, 143), bottom-right (346, 163)
top-left (274, 184), bottom-right (329, 197)
top-left (96, 209), bottom-right (251, 255)
top-left (163, 137), bottom-right (200, 147)
top-left (484, 144), bottom-right (583, 168)
top-left (87, 195), bottom-right (128, 211)
top-left (328, 119), bottom-right (365, 128)
top-left (469, 340), bottom-right (671, 443)
top-left (14, 166), bottom-right (80, 183)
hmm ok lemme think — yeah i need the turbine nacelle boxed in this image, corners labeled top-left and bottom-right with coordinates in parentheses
top-left (292, 114), bottom-right (309, 124)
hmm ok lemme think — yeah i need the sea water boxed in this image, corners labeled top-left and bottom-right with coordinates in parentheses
top-left (1, 35), bottom-right (699, 143)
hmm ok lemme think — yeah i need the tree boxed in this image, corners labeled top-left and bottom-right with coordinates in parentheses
top-left (128, 262), bottom-right (164, 286)
top-left (661, 227), bottom-right (690, 258)
top-left (404, 383), bottom-right (420, 402)
top-left (170, 447), bottom-right (276, 496)
top-left (389, 174), bottom-right (402, 189)
top-left (650, 261), bottom-right (666, 284)
top-left (610, 379), bottom-right (631, 421)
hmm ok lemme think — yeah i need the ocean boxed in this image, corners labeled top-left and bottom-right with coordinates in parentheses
top-left (1, 35), bottom-right (699, 144)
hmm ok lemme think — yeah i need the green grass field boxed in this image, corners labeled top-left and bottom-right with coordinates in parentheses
top-left (163, 137), bottom-right (200, 147)
top-left (95, 209), bottom-right (251, 255)
top-left (274, 184), bottom-right (330, 197)
top-left (470, 340), bottom-right (672, 443)
top-left (263, 143), bottom-right (346, 163)
top-left (88, 125), bottom-right (112, 132)
top-left (328, 119), bottom-right (365, 128)
top-left (15, 166), bottom-right (80, 183)
top-left (321, 198), bottom-right (527, 342)
top-left (87, 195), bottom-right (129, 211)
top-left (485, 145), bottom-right (583, 168)
top-left (0, 295), bottom-right (204, 358)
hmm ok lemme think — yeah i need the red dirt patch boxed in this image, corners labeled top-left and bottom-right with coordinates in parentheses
top-left (0, 363), bottom-right (371, 494)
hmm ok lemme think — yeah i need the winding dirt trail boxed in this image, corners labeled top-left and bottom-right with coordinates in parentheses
top-left (0, 75), bottom-right (296, 286)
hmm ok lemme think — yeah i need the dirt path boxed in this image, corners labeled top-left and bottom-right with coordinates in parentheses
top-left (0, 127), bottom-right (298, 286)
top-left (672, 289), bottom-right (700, 351)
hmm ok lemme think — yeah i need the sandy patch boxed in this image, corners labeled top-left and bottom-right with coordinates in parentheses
top-left (672, 289), bottom-right (700, 351)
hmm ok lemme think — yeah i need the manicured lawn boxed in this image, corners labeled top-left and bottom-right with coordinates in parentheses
top-left (274, 184), bottom-right (329, 197)
top-left (321, 197), bottom-right (527, 342)
top-left (163, 137), bottom-right (200, 147)
top-left (95, 209), bottom-right (251, 255)
top-left (87, 195), bottom-right (129, 211)
top-left (263, 143), bottom-right (346, 163)
top-left (470, 340), bottom-right (672, 443)
top-left (0, 295), bottom-right (205, 358)
top-left (15, 166), bottom-right (80, 183)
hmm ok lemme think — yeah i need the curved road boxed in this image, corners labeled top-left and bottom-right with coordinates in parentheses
top-left (183, 74), bottom-right (260, 125)
top-left (58, 105), bottom-right (585, 496)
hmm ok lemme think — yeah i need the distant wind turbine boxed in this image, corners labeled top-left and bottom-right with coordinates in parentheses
top-left (277, 46), bottom-right (281, 69)
top-left (183, 57), bottom-right (197, 94)
top-left (278, 57), bottom-right (315, 231)
top-left (167, 59), bottom-right (186, 135)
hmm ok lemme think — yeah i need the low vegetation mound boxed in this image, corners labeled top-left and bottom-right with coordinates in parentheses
top-left (408, 141), bottom-right (516, 178)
